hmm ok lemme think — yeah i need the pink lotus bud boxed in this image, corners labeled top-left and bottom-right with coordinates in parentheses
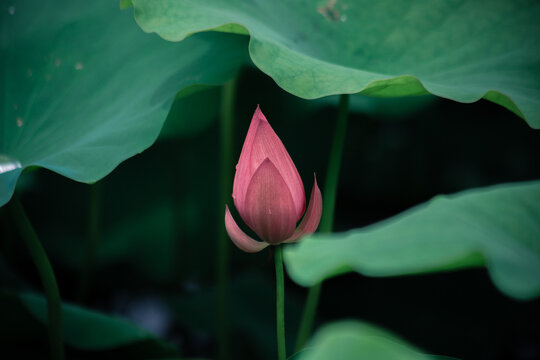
top-left (225, 106), bottom-right (323, 253)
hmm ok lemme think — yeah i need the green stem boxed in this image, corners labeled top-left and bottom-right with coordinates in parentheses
top-left (320, 94), bottom-right (349, 232)
top-left (10, 195), bottom-right (65, 360)
top-left (77, 181), bottom-right (102, 303)
top-left (275, 245), bottom-right (286, 360)
top-left (294, 281), bottom-right (322, 350)
top-left (295, 94), bottom-right (350, 351)
top-left (217, 77), bottom-right (237, 360)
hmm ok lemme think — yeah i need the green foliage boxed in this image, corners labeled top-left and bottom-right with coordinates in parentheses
top-left (21, 292), bottom-right (157, 349)
top-left (0, 0), bottom-right (249, 207)
top-left (296, 321), bottom-right (458, 360)
top-left (1, 1), bottom-right (539, 358)
top-left (132, 0), bottom-right (540, 127)
top-left (284, 181), bottom-right (540, 300)
top-left (0, 291), bottom-right (178, 358)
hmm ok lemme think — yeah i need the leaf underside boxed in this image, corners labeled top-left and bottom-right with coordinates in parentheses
top-left (132, 0), bottom-right (540, 128)
top-left (297, 320), bottom-right (459, 360)
top-left (284, 181), bottom-right (540, 300)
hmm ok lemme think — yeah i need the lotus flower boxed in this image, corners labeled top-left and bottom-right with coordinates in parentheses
top-left (225, 106), bottom-right (322, 253)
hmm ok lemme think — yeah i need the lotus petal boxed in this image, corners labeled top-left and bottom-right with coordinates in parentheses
top-left (225, 205), bottom-right (269, 253)
top-left (243, 158), bottom-right (297, 244)
top-left (233, 106), bottom-right (305, 221)
top-left (286, 174), bottom-right (323, 243)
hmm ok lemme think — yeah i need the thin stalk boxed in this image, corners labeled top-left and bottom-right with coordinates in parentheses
top-left (295, 94), bottom-right (350, 351)
top-left (76, 181), bottom-right (102, 303)
top-left (217, 77), bottom-right (237, 360)
top-left (10, 195), bottom-right (65, 360)
top-left (320, 94), bottom-right (349, 232)
top-left (275, 245), bottom-right (286, 360)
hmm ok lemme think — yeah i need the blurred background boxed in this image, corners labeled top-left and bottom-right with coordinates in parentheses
top-left (1, 66), bottom-right (540, 359)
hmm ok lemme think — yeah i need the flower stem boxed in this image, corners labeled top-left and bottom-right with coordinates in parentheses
top-left (295, 94), bottom-right (350, 351)
top-left (76, 181), bottom-right (102, 303)
top-left (217, 77), bottom-right (237, 360)
top-left (9, 195), bottom-right (65, 360)
top-left (275, 245), bottom-right (286, 360)
top-left (320, 94), bottom-right (350, 232)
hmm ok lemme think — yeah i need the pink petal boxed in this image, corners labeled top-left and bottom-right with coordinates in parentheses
top-left (225, 205), bottom-right (269, 253)
top-left (233, 106), bottom-right (305, 222)
top-left (243, 158), bottom-right (297, 244)
top-left (285, 174), bottom-right (323, 243)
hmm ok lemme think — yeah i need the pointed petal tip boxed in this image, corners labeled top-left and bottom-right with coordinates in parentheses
top-left (260, 157), bottom-right (271, 165)
top-left (253, 105), bottom-right (268, 123)
top-left (285, 177), bottom-right (323, 243)
top-left (225, 206), bottom-right (269, 253)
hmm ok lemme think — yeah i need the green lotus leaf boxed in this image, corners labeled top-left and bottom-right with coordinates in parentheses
top-left (297, 320), bottom-right (458, 360)
top-left (0, 0), bottom-right (249, 207)
top-left (0, 291), bottom-right (178, 356)
top-left (132, 0), bottom-right (540, 128)
top-left (284, 181), bottom-right (540, 300)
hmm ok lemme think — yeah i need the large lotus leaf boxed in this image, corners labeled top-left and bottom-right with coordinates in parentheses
top-left (132, 0), bottom-right (540, 128)
top-left (284, 181), bottom-right (540, 300)
top-left (296, 320), bottom-right (458, 360)
top-left (0, 291), bottom-right (178, 356)
top-left (0, 0), bottom-right (249, 207)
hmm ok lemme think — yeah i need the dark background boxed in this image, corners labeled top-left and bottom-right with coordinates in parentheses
top-left (1, 67), bottom-right (539, 359)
